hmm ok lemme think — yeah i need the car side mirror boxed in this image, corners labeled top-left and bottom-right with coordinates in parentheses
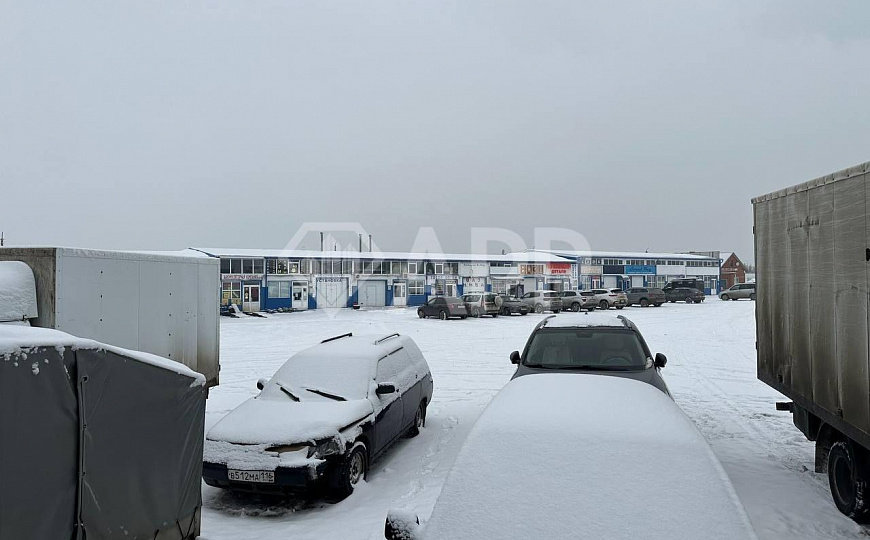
top-left (376, 383), bottom-right (397, 396)
top-left (257, 378), bottom-right (268, 390)
top-left (510, 351), bottom-right (521, 365)
top-left (385, 510), bottom-right (421, 540)
top-left (654, 353), bottom-right (667, 369)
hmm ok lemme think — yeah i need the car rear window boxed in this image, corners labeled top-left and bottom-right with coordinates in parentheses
top-left (464, 295), bottom-right (481, 302)
top-left (523, 328), bottom-right (648, 370)
top-left (542, 291), bottom-right (558, 297)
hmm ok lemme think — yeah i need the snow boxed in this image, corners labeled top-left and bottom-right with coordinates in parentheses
top-left (542, 312), bottom-right (628, 328)
top-left (202, 301), bottom-right (870, 540)
top-left (192, 247), bottom-right (573, 263)
top-left (0, 261), bottom-right (38, 322)
top-left (0, 324), bottom-right (205, 385)
top-left (423, 373), bottom-right (755, 539)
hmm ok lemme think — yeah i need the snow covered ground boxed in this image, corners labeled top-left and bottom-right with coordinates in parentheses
top-left (201, 300), bottom-right (868, 540)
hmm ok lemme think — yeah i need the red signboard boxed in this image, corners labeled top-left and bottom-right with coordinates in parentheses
top-left (548, 263), bottom-right (571, 275)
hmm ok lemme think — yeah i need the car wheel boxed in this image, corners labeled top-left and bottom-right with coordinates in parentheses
top-left (685, 298), bottom-right (693, 304)
top-left (750, 293), bottom-right (756, 301)
top-left (720, 294), bottom-right (729, 301)
top-left (407, 402), bottom-right (426, 438)
top-left (502, 307), bottom-right (511, 316)
top-left (571, 302), bottom-right (581, 312)
top-left (640, 299), bottom-right (649, 307)
top-left (472, 308), bottom-right (480, 318)
top-left (828, 440), bottom-right (870, 522)
top-left (615, 305), bottom-right (624, 310)
top-left (520, 310), bottom-right (528, 315)
top-left (460, 315), bottom-right (467, 319)
top-left (439, 310), bottom-right (448, 320)
top-left (653, 303), bottom-right (662, 307)
top-left (599, 300), bottom-right (608, 310)
top-left (534, 304), bottom-right (544, 314)
top-left (553, 309), bottom-right (561, 314)
top-left (417, 309), bottom-right (425, 318)
top-left (328, 441), bottom-right (368, 499)
top-left (492, 312), bottom-right (498, 318)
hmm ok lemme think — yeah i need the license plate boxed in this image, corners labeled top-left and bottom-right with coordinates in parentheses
top-left (228, 469), bottom-right (275, 483)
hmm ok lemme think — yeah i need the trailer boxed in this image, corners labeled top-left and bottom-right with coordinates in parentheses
top-left (0, 247), bottom-right (220, 387)
top-left (753, 160), bottom-right (870, 521)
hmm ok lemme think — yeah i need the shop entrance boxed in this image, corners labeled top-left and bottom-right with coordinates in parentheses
top-left (393, 282), bottom-right (407, 306)
top-left (243, 284), bottom-right (260, 312)
top-left (292, 282), bottom-right (309, 310)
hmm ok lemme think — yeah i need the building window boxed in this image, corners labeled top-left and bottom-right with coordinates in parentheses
top-left (434, 262), bottom-right (445, 275)
top-left (519, 264), bottom-right (544, 275)
top-left (408, 279), bottom-right (425, 295)
top-left (408, 261), bottom-right (423, 274)
top-left (267, 259), bottom-right (292, 275)
top-left (267, 281), bottom-right (291, 298)
top-left (221, 282), bottom-right (242, 305)
top-left (220, 259), bottom-right (230, 274)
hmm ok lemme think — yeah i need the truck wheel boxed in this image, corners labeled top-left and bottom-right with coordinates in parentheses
top-left (640, 299), bottom-right (649, 307)
top-left (328, 441), bottom-right (368, 500)
top-left (571, 302), bottom-right (581, 312)
top-left (828, 440), bottom-right (870, 522)
top-left (439, 310), bottom-right (448, 320)
top-left (599, 300), bottom-right (608, 310)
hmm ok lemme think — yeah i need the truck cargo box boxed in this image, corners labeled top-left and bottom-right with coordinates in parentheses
top-left (0, 247), bottom-right (220, 387)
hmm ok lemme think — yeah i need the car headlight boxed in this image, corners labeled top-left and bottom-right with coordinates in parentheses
top-left (308, 438), bottom-right (342, 459)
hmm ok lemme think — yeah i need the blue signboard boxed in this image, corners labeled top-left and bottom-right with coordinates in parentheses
top-left (625, 265), bottom-right (655, 275)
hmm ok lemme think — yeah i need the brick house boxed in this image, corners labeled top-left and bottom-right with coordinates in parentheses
top-left (720, 252), bottom-right (746, 289)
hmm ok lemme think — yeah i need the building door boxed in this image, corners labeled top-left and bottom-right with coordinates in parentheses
top-left (631, 276), bottom-right (645, 288)
top-left (358, 280), bottom-right (386, 307)
top-left (243, 284), bottom-right (260, 312)
top-left (317, 278), bottom-right (348, 309)
top-left (393, 282), bottom-right (407, 306)
top-left (444, 282), bottom-right (457, 297)
top-left (292, 282), bottom-right (309, 310)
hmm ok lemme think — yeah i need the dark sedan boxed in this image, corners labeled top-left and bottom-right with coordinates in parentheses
top-left (417, 297), bottom-right (468, 320)
top-left (498, 295), bottom-right (530, 316)
top-left (665, 287), bottom-right (706, 304)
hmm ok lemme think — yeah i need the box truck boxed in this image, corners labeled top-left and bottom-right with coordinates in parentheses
top-left (0, 247), bottom-right (220, 387)
top-left (753, 160), bottom-right (870, 521)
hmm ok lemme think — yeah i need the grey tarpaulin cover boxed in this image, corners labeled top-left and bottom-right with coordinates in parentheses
top-left (0, 327), bottom-right (206, 540)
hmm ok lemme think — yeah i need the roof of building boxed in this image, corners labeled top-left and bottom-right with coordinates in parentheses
top-left (752, 161), bottom-right (870, 204)
top-left (189, 248), bottom-right (573, 263)
top-left (526, 249), bottom-right (717, 261)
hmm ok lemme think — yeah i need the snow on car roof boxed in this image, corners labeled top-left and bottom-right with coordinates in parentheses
top-left (423, 374), bottom-right (756, 540)
top-left (0, 324), bottom-right (206, 385)
top-left (542, 313), bottom-right (629, 329)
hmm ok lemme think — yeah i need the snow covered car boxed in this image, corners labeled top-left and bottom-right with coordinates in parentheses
top-left (203, 332), bottom-right (433, 498)
top-left (509, 313), bottom-right (669, 395)
top-left (384, 374), bottom-right (757, 540)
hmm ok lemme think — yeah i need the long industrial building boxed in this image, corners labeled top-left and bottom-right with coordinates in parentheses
top-left (186, 248), bottom-right (721, 312)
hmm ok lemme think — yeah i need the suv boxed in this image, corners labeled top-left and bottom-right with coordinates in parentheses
top-left (520, 291), bottom-right (563, 314)
top-left (719, 283), bottom-right (755, 301)
top-left (591, 288), bottom-right (627, 310)
top-left (662, 278), bottom-right (705, 293)
top-left (558, 290), bottom-right (595, 312)
top-left (509, 313), bottom-right (669, 393)
top-left (462, 293), bottom-right (502, 317)
top-left (498, 295), bottom-right (530, 316)
top-left (666, 287), bottom-right (705, 303)
top-left (625, 287), bottom-right (665, 307)
top-left (417, 297), bottom-right (468, 320)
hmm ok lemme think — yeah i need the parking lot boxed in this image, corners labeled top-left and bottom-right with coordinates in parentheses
top-left (202, 300), bottom-right (867, 540)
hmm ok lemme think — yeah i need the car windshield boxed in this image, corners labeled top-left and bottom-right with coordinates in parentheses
top-left (523, 328), bottom-right (649, 370)
top-left (501, 296), bottom-right (518, 302)
top-left (464, 295), bottom-right (481, 302)
top-left (267, 354), bottom-right (371, 401)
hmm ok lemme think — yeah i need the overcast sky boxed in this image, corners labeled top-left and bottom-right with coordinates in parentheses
top-left (2, 1), bottom-right (869, 261)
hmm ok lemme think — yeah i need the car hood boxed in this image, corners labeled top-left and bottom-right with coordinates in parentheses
top-left (207, 395), bottom-right (374, 446)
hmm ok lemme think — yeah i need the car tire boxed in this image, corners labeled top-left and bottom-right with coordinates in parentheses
top-left (571, 302), bottom-right (581, 312)
top-left (472, 308), bottom-right (480, 318)
top-left (407, 402), bottom-right (426, 438)
top-left (750, 293), bottom-right (756, 301)
top-left (417, 309), bottom-right (425, 319)
top-left (720, 294), bottom-right (729, 301)
top-left (492, 312), bottom-right (498, 318)
top-left (534, 304), bottom-right (544, 314)
top-left (640, 299), bottom-right (649, 307)
top-left (553, 309), bottom-right (561, 314)
top-left (828, 440), bottom-right (870, 522)
top-left (328, 441), bottom-right (368, 500)
top-left (653, 303), bottom-right (662, 307)
top-left (502, 307), bottom-right (511, 316)
top-left (599, 300), bottom-right (608, 310)
top-left (615, 306), bottom-right (624, 310)
top-left (460, 315), bottom-right (467, 319)
top-left (521, 311), bottom-right (528, 315)
top-left (685, 298), bottom-right (693, 304)
top-left (439, 310), bottom-right (448, 320)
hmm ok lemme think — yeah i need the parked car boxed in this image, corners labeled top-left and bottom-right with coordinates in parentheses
top-left (417, 297), bottom-right (468, 320)
top-left (520, 290), bottom-right (562, 313)
top-left (666, 287), bottom-right (706, 303)
top-left (662, 278), bottom-right (705, 293)
top-left (384, 373), bottom-right (756, 540)
top-left (719, 283), bottom-right (756, 301)
top-left (203, 333), bottom-right (433, 499)
top-left (462, 292), bottom-right (502, 318)
top-left (558, 290), bottom-right (595, 312)
top-left (590, 288), bottom-right (627, 310)
top-left (625, 287), bottom-right (665, 307)
top-left (498, 295), bottom-right (530, 316)
top-left (509, 312), bottom-right (669, 394)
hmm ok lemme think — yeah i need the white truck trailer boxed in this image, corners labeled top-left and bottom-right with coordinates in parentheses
top-left (753, 160), bottom-right (870, 521)
top-left (0, 247), bottom-right (220, 387)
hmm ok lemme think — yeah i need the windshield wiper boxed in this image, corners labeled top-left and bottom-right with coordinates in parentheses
top-left (277, 383), bottom-right (300, 402)
top-left (305, 387), bottom-right (347, 401)
top-left (525, 364), bottom-right (636, 372)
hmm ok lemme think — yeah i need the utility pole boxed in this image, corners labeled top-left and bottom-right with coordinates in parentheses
top-left (369, 234), bottom-right (372, 252)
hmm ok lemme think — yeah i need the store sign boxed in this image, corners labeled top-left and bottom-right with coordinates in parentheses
top-left (548, 263), bottom-right (571, 275)
top-left (222, 274), bottom-right (263, 281)
top-left (519, 264), bottom-right (545, 275)
top-left (625, 265), bottom-right (655, 275)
